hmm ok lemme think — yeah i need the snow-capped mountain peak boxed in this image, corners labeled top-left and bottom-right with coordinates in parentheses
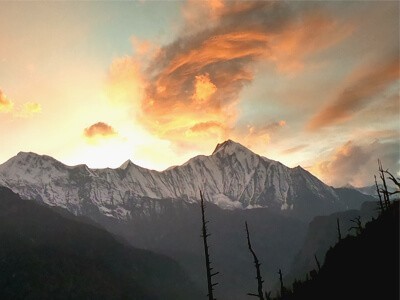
top-left (212, 139), bottom-right (253, 155)
top-left (119, 159), bottom-right (135, 170)
top-left (0, 140), bottom-right (353, 220)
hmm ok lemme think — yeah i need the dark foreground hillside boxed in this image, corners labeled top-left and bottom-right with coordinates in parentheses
top-left (275, 201), bottom-right (399, 300)
top-left (0, 187), bottom-right (202, 300)
top-left (285, 201), bottom-right (379, 286)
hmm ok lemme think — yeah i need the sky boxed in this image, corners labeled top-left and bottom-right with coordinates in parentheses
top-left (0, 0), bottom-right (399, 187)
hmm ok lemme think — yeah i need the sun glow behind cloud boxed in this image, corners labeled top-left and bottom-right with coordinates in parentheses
top-left (0, 0), bottom-right (398, 186)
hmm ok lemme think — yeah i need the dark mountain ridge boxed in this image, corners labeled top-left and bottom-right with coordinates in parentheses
top-left (0, 187), bottom-right (202, 300)
top-left (284, 200), bottom-right (380, 286)
top-left (274, 201), bottom-right (399, 300)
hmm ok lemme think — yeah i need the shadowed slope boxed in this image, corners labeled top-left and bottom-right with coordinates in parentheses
top-left (0, 187), bottom-right (202, 300)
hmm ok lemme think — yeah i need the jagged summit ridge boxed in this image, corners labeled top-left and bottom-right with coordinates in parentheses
top-left (0, 140), bottom-right (346, 220)
top-left (119, 159), bottom-right (134, 170)
top-left (212, 139), bottom-right (250, 155)
top-left (9, 140), bottom-right (261, 171)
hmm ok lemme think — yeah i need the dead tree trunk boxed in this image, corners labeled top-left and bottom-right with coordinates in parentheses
top-left (378, 159), bottom-right (390, 209)
top-left (245, 221), bottom-right (265, 300)
top-left (375, 175), bottom-right (385, 212)
top-left (200, 191), bottom-right (219, 300)
top-left (278, 269), bottom-right (285, 297)
top-left (314, 254), bottom-right (321, 272)
top-left (336, 218), bottom-right (342, 242)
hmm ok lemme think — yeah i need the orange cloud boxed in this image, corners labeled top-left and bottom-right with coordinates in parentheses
top-left (182, 0), bottom-right (226, 29)
top-left (110, 1), bottom-right (354, 151)
top-left (84, 122), bottom-right (117, 139)
top-left (0, 89), bottom-right (14, 113)
top-left (307, 56), bottom-right (400, 131)
top-left (190, 121), bottom-right (225, 133)
top-left (268, 12), bottom-right (354, 74)
top-left (0, 89), bottom-right (41, 117)
top-left (282, 144), bottom-right (308, 155)
top-left (258, 120), bottom-right (286, 132)
top-left (131, 36), bottom-right (160, 59)
top-left (311, 140), bottom-right (400, 187)
top-left (242, 120), bottom-right (287, 148)
top-left (192, 73), bottom-right (217, 103)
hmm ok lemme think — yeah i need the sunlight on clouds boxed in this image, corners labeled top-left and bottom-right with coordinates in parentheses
top-left (268, 12), bottom-right (354, 75)
top-left (106, 56), bottom-right (144, 109)
top-left (0, 1), bottom-right (397, 187)
top-left (0, 89), bottom-right (41, 117)
top-left (0, 89), bottom-right (13, 113)
top-left (307, 55), bottom-right (399, 131)
top-left (83, 122), bottom-right (118, 144)
top-left (64, 140), bottom-right (136, 169)
top-left (310, 140), bottom-right (400, 187)
top-left (111, 0), bottom-right (355, 156)
top-left (189, 121), bottom-right (224, 133)
top-left (19, 102), bottom-right (41, 117)
top-left (131, 36), bottom-right (160, 59)
top-left (192, 73), bottom-right (217, 104)
top-left (61, 121), bottom-right (196, 171)
top-left (182, 0), bottom-right (225, 30)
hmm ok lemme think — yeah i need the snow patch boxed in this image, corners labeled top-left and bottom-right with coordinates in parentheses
top-left (246, 204), bottom-right (263, 209)
top-left (212, 194), bottom-right (243, 210)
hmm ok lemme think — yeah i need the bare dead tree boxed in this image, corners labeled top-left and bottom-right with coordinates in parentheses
top-left (348, 216), bottom-right (363, 236)
top-left (382, 170), bottom-right (400, 198)
top-left (336, 218), bottom-right (342, 242)
top-left (378, 159), bottom-right (391, 209)
top-left (245, 221), bottom-right (265, 300)
top-left (314, 254), bottom-right (321, 273)
top-left (278, 269), bottom-right (285, 298)
top-left (200, 191), bottom-right (219, 300)
top-left (374, 175), bottom-right (385, 212)
top-left (383, 170), bottom-right (400, 189)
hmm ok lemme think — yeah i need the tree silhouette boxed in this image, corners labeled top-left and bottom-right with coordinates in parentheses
top-left (378, 159), bottom-right (391, 209)
top-left (245, 221), bottom-right (265, 300)
top-left (383, 170), bottom-right (400, 190)
top-left (277, 269), bottom-right (288, 298)
top-left (336, 218), bottom-right (342, 242)
top-left (376, 160), bottom-right (400, 212)
top-left (348, 216), bottom-right (363, 236)
top-left (314, 254), bottom-right (321, 273)
top-left (374, 175), bottom-right (385, 212)
top-left (200, 191), bottom-right (219, 300)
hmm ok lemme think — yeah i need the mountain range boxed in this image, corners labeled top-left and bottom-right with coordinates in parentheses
top-left (0, 140), bottom-right (376, 299)
top-left (0, 140), bottom-right (368, 221)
